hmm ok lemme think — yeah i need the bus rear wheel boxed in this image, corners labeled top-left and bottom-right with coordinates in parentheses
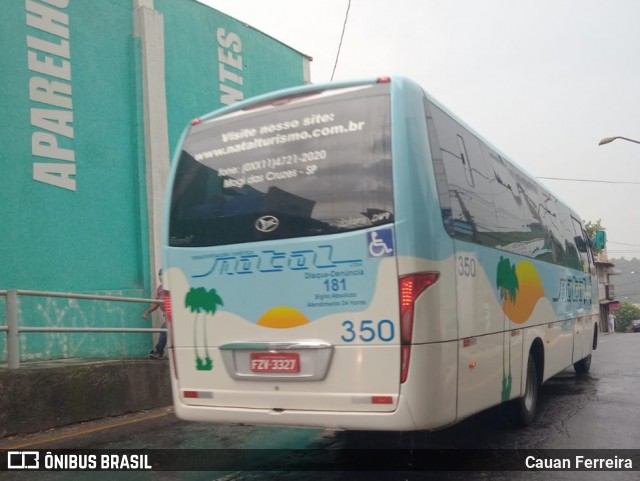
top-left (574, 354), bottom-right (592, 374)
top-left (509, 353), bottom-right (538, 427)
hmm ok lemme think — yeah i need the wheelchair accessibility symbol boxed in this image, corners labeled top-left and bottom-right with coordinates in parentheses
top-left (367, 228), bottom-right (394, 258)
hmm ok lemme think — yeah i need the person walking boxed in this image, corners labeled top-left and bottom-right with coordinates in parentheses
top-left (607, 312), bottom-right (616, 334)
top-left (143, 268), bottom-right (169, 359)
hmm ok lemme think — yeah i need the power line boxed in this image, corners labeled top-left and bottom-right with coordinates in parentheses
top-left (331, 0), bottom-right (352, 81)
top-left (609, 241), bottom-right (640, 247)
top-left (537, 176), bottom-right (640, 185)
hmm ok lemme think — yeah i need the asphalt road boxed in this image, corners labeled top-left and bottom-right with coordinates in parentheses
top-left (2, 333), bottom-right (639, 481)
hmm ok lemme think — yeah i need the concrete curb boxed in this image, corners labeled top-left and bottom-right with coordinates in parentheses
top-left (0, 360), bottom-right (172, 438)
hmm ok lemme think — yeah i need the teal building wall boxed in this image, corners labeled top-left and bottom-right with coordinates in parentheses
top-left (0, 0), bottom-right (309, 363)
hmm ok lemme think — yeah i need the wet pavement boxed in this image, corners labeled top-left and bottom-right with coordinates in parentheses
top-left (2, 333), bottom-right (639, 480)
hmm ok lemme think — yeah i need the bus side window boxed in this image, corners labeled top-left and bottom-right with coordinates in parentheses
top-left (424, 98), bottom-right (454, 234)
top-left (556, 206), bottom-right (583, 270)
top-left (571, 217), bottom-right (591, 270)
top-left (483, 145), bottom-right (553, 262)
top-left (426, 100), bottom-right (497, 245)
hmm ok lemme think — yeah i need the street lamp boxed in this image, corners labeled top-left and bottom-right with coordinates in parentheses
top-left (598, 136), bottom-right (640, 146)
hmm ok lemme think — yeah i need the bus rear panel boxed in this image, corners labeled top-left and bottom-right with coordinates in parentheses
top-left (164, 80), bottom-right (440, 430)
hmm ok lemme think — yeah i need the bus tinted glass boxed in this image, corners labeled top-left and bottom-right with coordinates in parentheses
top-left (425, 98), bottom-right (586, 270)
top-left (169, 84), bottom-right (392, 247)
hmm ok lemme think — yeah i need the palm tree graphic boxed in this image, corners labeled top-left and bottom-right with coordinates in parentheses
top-left (496, 256), bottom-right (518, 401)
top-left (185, 287), bottom-right (223, 371)
top-left (497, 256), bottom-right (519, 306)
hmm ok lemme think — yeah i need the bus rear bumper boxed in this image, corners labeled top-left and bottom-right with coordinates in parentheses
top-left (172, 394), bottom-right (425, 431)
top-left (170, 341), bottom-right (459, 432)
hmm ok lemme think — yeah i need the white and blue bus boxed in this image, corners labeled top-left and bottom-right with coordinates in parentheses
top-left (162, 76), bottom-right (598, 431)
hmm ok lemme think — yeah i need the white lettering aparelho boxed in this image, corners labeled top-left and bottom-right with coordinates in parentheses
top-left (26, 0), bottom-right (76, 191)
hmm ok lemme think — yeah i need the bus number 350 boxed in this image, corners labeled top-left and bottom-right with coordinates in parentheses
top-left (341, 319), bottom-right (395, 343)
top-left (457, 255), bottom-right (477, 277)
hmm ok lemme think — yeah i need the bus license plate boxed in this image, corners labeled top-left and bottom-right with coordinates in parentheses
top-left (250, 352), bottom-right (300, 373)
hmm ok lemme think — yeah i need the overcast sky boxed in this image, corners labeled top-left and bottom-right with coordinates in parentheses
top-left (200, 0), bottom-right (640, 259)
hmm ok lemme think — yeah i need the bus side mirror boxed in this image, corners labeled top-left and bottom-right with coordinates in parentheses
top-left (594, 230), bottom-right (606, 250)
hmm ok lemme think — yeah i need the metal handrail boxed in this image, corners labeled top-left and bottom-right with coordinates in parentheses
top-left (0, 289), bottom-right (158, 302)
top-left (0, 289), bottom-right (165, 370)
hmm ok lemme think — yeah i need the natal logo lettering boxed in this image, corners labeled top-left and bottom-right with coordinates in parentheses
top-left (194, 245), bottom-right (361, 278)
top-left (552, 276), bottom-right (588, 303)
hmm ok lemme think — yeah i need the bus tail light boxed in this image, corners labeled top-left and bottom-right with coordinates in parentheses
top-left (399, 273), bottom-right (439, 383)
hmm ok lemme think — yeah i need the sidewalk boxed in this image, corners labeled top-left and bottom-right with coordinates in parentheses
top-left (0, 358), bottom-right (172, 438)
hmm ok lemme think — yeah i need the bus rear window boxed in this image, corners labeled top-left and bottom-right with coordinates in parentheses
top-left (169, 84), bottom-right (393, 247)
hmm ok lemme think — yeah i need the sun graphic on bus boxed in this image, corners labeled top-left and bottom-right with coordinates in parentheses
top-left (496, 256), bottom-right (545, 324)
top-left (257, 306), bottom-right (310, 328)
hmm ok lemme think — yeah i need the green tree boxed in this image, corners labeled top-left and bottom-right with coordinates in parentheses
top-left (584, 219), bottom-right (606, 253)
top-left (584, 219), bottom-right (604, 239)
top-left (185, 287), bottom-right (223, 371)
top-left (613, 302), bottom-right (640, 333)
